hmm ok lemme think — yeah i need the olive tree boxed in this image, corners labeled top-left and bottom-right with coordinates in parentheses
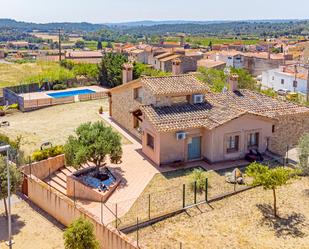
top-left (246, 162), bottom-right (296, 217)
top-left (64, 217), bottom-right (99, 249)
top-left (0, 156), bottom-right (22, 218)
top-left (298, 133), bottom-right (309, 175)
top-left (64, 122), bottom-right (122, 169)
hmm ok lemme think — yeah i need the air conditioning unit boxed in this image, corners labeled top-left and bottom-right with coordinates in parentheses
top-left (193, 94), bottom-right (204, 104)
top-left (176, 131), bottom-right (186, 140)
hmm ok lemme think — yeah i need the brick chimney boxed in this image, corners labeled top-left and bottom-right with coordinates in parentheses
top-left (122, 63), bottom-right (133, 84)
top-left (228, 74), bottom-right (239, 92)
top-left (172, 58), bottom-right (182, 75)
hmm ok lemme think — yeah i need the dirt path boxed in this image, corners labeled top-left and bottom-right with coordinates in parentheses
top-left (0, 195), bottom-right (64, 249)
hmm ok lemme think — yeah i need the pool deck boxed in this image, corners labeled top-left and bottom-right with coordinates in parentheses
top-left (19, 85), bottom-right (108, 99)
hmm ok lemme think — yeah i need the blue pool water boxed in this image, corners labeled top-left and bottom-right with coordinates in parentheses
top-left (47, 89), bottom-right (95, 98)
top-left (81, 170), bottom-right (116, 191)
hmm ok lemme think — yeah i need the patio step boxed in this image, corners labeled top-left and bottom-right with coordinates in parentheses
top-left (60, 167), bottom-right (73, 176)
top-left (45, 179), bottom-right (67, 194)
top-left (54, 171), bottom-right (68, 181)
top-left (66, 166), bottom-right (77, 173)
top-left (49, 175), bottom-right (67, 189)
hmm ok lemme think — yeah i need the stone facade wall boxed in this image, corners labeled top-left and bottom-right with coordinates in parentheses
top-left (269, 113), bottom-right (309, 155)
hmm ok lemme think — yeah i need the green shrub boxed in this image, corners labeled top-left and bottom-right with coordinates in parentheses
top-left (9, 103), bottom-right (18, 109)
top-left (53, 83), bottom-right (67, 90)
top-left (31, 145), bottom-right (64, 162)
top-left (64, 217), bottom-right (99, 249)
top-left (190, 168), bottom-right (209, 192)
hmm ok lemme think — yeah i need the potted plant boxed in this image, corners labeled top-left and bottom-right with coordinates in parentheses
top-left (99, 106), bottom-right (103, 114)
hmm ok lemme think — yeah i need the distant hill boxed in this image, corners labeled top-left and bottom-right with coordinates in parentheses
top-left (0, 19), bottom-right (107, 32)
top-left (1, 18), bottom-right (309, 42)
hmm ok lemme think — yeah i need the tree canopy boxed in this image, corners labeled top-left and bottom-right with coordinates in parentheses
top-left (133, 62), bottom-right (171, 79)
top-left (63, 217), bottom-right (99, 249)
top-left (64, 122), bottom-right (122, 169)
top-left (198, 67), bottom-right (257, 92)
top-left (0, 156), bottom-right (22, 217)
top-left (98, 53), bottom-right (128, 88)
top-left (246, 162), bottom-right (296, 217)
top-left (298, 133), bottom-right (309, 175)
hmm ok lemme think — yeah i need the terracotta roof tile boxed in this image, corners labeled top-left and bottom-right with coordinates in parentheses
top-left (141, 102), bottom-right (246, 132)
top-left (206, 89), bottom-right (309, 117)
top-left (141, 74), bottom-right (210, 96)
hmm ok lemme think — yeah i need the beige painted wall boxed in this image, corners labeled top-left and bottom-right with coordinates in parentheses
top-left (21, 155), bottom-right (65, 180)
top-left (27, 175), bottom-right (138, 249)
top-left (142, 114), bottom-right (273, 166)
top-left (205, 114), bottom-right (273, 162)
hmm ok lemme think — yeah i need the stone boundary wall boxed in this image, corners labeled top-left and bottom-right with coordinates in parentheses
top-left (4, 87), bottom-right (107, 112)
top-left (26, 174), bottom-right (139, 249)
top-left (22, 96), bottom-right (75, 111)
top-left (3, 87), bottom-right (24, 107)
top-left (21, 154), bottom-right (65, 180)
top-left (79, 92), bottom-right (107, 101)
top-left (270, 113), bottom-right (309, 156)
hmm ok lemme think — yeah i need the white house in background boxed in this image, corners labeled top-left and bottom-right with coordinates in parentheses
top-left (209, 50), bottom-right (244, 69)
top-left (262, 65), bottom-right (308, 94)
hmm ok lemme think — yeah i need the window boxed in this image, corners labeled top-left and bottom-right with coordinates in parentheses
top-left (147, 133), bottom-right (154, 149)
top-left (226, 135), bottom-right (239, 153)
top-left (134, 87), bottom-right (142, 102)
top-left (272, 125), bottom-right (275, 133)
top-left (281, 79), bottom-right (284, 84)
top-left (248, 132), bottom-right (259, 148)
top-left (272, 76), bottom-right (275, 81)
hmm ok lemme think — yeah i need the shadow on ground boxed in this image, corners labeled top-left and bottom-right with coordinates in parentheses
top-left (0, 214), bottom-right (25, 242)
top-left (257, 204), bottom-right (307, 238)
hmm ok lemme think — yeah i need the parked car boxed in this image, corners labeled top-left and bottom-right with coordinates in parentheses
top-left (277, 89), bottom-right (291, 96)
top-left (245, 149), bottom-right (264, 163)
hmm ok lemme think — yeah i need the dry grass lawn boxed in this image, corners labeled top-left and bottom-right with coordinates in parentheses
top-left (0, 61), bottom-right (61, 88)
top-left (0, 99), bottom-right (130, 156)
top-left (127, 177), bottom-right (309, 249)
top-left (118, 167), bottom-right (248, 229)
top-left (0, 196), bottom-right (64, 249)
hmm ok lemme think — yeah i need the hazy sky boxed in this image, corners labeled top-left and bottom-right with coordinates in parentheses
top-left (1, 0), bottom-right (308, 23)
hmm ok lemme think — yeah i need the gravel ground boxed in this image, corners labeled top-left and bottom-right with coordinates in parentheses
top-left (0, 195), bottom-right (64, 249)
top-left (127, 177), bottom-right (309, 249)
top-left (0, 99), bottom-right (130, 156)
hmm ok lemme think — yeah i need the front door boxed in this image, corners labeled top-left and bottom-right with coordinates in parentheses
top-left (188, 137), bottom-right (201, 161)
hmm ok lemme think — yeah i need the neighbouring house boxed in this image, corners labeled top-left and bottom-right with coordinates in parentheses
top-left (197, 59), bottom-right (226, 70)
top-left (151, 51), bottom-right (202, 74)
top-left (262, 65), bottom-right (309, 94)
top-left (64, 50), bottom-right (103, 64)
top-left (242, 52), bottom-right (289, 77)
top-left (209, 50), bottom-right (244, 69)
top-left (108, 68), bottom-right (309, 166)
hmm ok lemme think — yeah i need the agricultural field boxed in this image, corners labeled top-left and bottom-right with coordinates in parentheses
top-left (164, 36), bottom-right (260, 46)
top-left (127, 177), bottom-right (309, 249)
top-left (0, 99), bottom-right (130, 156)
top-left (0, 61), bottom-right (62, 88)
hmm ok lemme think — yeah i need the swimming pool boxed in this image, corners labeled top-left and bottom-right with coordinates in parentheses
top-left (47, 89), bottom-right (95, 98)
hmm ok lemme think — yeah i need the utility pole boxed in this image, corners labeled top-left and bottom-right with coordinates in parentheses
top-left (0, 145), bottom-right (13, 248)
top-left (58, 28), bottom-right (62, 63)
top-left (307, 63), bottom-right (309, 102)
